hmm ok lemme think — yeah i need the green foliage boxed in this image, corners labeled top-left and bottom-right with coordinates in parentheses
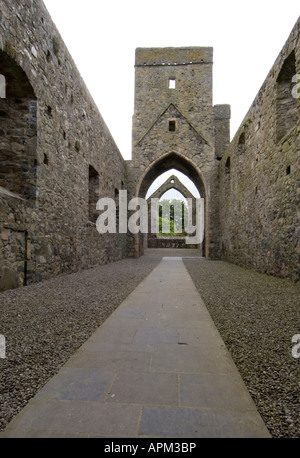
top-left (158, 198), bottom-right (188, 236)
top-left (158, 216), bottom-right (176, 236)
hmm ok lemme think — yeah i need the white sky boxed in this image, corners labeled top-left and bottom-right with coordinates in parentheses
top-left (43, 0), bottom-right (299, 197)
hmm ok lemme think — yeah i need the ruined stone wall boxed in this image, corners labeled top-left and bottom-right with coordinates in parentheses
top-left (0, 0), bottom-right (127, 291)
top-left (219, 17), bottom-right (300, 281)
top-left (2, 1), bottom-right (297, 291)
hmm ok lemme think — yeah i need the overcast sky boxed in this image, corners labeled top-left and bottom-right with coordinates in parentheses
top-left (43, 0), bottom-right (299, 197)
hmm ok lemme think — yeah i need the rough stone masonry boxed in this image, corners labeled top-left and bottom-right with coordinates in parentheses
top-left (0, 0), bottom-right (299, 292)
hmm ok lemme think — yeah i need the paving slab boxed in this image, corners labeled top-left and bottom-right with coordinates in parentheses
top-left (0, 256), bottom-right (271, 438)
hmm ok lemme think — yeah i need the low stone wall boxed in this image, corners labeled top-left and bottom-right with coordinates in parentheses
top-left (148, 236), bottom-right (198, 249)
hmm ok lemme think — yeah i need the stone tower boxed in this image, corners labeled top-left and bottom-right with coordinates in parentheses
top-left (128, 47), bottom-right (230, 258)
top-left (132, 47), bottom-right (215, 149)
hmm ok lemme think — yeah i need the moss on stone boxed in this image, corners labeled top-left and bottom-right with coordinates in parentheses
top-left (75, 140), bottom-right (81, 152)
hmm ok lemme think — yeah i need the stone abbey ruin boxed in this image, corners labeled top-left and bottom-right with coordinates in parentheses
top-left (0, 0), bottom-right (299, 291)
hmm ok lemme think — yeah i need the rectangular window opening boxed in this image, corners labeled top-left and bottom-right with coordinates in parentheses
top-left (169, 120), bottom-right (176, 132)
top-left (169, 78), bottom-right (176, 89)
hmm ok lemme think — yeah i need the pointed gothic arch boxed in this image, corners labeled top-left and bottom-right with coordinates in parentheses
top-left (147, 174), bottom-right (196, 201)
top-left (135, 151), bottom-right (209, 258)
top-left (136, 151), bottom-right (207, 198)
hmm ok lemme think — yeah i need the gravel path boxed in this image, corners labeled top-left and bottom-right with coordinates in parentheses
top-left (0, 249), bottom-right (299, 438)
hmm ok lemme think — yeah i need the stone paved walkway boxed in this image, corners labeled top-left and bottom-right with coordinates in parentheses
top-left (0, 257), bottom-right (270, 438)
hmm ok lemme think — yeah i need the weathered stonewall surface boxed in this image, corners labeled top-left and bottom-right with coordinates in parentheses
top-left (0, 0), bottom-right (127, 291)
top-left (218, 18), bottom-right (300, 280)
top-left (0, 1), bottom-right (299, 291)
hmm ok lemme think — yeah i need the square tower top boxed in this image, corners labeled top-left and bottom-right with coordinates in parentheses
top-left (133, 47), bottom-right (214, 144)
top-left (135, 47), bottom-right (213, 67)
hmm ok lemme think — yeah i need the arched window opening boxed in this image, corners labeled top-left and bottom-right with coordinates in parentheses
top-left (158, 189), bottom-right (188, 236)
top-left (88, 165), bottom-right (100, 223)
top-left (0, 50), bottom-right (37, 200)
top-left (276, 50), bottom-right (297, 142)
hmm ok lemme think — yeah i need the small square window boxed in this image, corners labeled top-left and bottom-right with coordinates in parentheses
top-left (169, 78), bottom-right (176, 89)
top-left (169, 120), bottom-right (176, 132)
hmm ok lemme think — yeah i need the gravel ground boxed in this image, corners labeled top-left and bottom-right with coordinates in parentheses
top-left (0, 249), bottom-right (299, 438)
top-left (0, 251), bottom-right (163, 432)
top-left (184, 257), bottom-right (300, 438)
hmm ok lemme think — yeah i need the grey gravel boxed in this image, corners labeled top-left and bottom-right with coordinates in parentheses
top-left (0, 249), bottom-right (299, 438)
top-left (0, 251), bottom-right (162, 432)
top-left (184, 257), bottom-right (300, 438)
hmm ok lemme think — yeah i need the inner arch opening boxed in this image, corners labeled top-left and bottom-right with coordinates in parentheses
top-left (137, 152), bottom-right (208, 257)
top-left (146, 169), bottom-right (200, 200)
top-left (138, 152), bottom-right (206, 200)
top-left (160, 188), bottom-right (188, 204)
